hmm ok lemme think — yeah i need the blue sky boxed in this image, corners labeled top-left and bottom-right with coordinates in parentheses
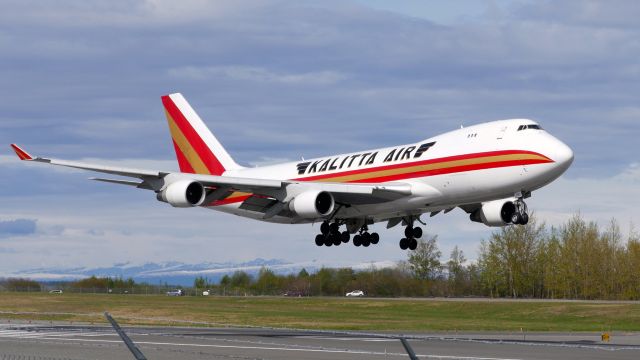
top-left (1, 0), bottom-right (639, 274)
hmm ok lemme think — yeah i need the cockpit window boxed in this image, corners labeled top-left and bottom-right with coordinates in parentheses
top-left (517, 124), bottom-right (542, 131)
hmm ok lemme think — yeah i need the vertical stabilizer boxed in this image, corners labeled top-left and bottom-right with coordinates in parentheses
top-left (162, 93), bottom-right (243, 175)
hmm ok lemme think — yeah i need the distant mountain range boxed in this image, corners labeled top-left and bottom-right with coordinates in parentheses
top-left (10, 258), bottom-right (397, 286)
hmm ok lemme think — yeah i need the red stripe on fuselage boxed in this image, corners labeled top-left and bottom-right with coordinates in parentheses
top-left (206, 150), bottom-right (553, 207)
top-left (348, 158), bottom-right (551, 183)
top-left (294, 150), bottom-right (550, 182)
top-left (162, 96), bottom-right (226, 175)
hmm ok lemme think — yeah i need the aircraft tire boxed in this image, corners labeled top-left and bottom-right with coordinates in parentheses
top-left (321, 222), bottom-right (330, 235)
top-left (332, 235), bottom-right (341, 246)
top-left (521, 213), bottom-right (529, 225)
top-left (353, 235), bottom-right (362, 247)
top-left (330, 222), bottom-right (340, 234)
top-left (315, 234), bottom-right (324, 246)
top-left (362, 237), bottom-right (370, 247)
top-left (370, 232), bottom-right (379, 244)
top-left (511, 213), bottom-right (520, 225)
top-left (409, 238), bottom-right (418, 250)
top-left (404, 226), bottom-right (413, 238)
top-left (399, 238), bottom-right (409, 250)
top-left (412, 227), bottom-right (423, 238)
top-left (341, 231), bottom-right (350, 243)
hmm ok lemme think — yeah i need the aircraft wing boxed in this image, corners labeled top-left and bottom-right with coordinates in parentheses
top-left (10, 144), bottom-right (420, 210)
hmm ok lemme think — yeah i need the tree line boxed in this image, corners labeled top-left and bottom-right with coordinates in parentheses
top-left (2, 214), bottom-right (638, 299)
top-left (191, 214), bottom-right (640, 299)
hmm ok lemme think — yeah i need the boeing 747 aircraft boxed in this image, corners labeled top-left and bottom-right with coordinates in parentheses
top-left (11, 93), bottom-right (573, 250)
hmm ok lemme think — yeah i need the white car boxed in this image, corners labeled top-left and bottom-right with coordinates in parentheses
top-left (202, 290), bottom-right (210, 296)
top-left (346, 290), bottom-right (364, 297)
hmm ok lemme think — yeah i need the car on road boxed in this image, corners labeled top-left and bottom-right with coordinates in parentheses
top-left (48, 289), bottom-right (63, 294)
top-left (345, 290), bottom-right (364, 297)
top-left (166, 289), bottom-right (184, 296)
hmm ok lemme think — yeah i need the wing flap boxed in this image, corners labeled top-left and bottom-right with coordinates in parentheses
top-left (90, 177), bottom-right (154, 190)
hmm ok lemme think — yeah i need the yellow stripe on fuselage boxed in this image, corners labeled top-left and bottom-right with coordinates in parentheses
top-left (310, 153), bottom-right (548, 183)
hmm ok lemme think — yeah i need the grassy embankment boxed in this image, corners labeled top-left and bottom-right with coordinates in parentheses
top-left (0, 293), bottom-right (638, 332)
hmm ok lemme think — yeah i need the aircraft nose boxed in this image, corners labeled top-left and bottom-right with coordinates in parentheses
top-left (550, 138), bottom-right (574, 172)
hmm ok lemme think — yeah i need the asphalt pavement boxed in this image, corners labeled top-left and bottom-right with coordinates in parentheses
top-left (0, 320), bottom-right (639, 360)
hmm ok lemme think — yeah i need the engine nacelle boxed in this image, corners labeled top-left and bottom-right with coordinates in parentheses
top-left (157, 180), bottom-right (205, 208)
top-left (289, 190), bottom-right (335, 218)
top-left (470, 199), bottom-right (517, 227)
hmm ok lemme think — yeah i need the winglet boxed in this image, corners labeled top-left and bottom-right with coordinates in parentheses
top-left (10, 144), bottom-right (34, 161)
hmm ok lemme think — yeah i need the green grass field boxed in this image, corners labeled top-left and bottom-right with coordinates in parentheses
top-left (0, 293), bottom-right (638, 332)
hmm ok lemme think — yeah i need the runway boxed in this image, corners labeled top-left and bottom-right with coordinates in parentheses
top-left (0, 321), bottom-right (638, 360)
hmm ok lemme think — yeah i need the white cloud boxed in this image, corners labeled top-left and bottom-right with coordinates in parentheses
top-left (169, 66), bottom-right (346, 85)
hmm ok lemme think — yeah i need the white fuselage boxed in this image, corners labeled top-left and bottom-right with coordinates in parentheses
top-left (209, 119), bottom-right (573, 224)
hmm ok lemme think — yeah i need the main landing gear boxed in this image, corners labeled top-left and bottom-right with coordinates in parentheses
top-left (352, 225), bottom-right (379, 248)
top-left (315, 221), bottom-right (350, 247)
top-left (511, 199), bottom-right (529, 225)
top-left (399, 224), bottom-right (422, 251)
top-left (314, 221), bottom-right (379, 248)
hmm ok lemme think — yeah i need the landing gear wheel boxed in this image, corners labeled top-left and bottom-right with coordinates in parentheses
top-left (370, 232), bottom-right (379, 244)
top-left (353, 235), bottom-right (362, 247)
top-left (332, 235), bottom-right (341, 246)
top-left (329, 222), bottom-right (340, 234)
top-left (412, 227), bottom-right (423, 238)
top-left (404, 226), bottom-right (413, 238)
top-left (399, 238), bottom-right (409, 250)
top-left (341, 231), bottom-right (350, 243)
top-left (521, 213), bottom-right (529, 225)
top-left (408, 238), bottom-right (418, 250)
top-left (361, 234), bottom-right (371, 247)
top-left (511, 213), bottom-right (521, 225)
top-left (315, 234), bottom-right (324, 246)
top-left (324, 236), bottom-right (333, 247)
top-left (320, 222), bottom-right (329, 235)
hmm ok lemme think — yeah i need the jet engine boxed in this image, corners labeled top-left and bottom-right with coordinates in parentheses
top-left (157, 180), bottom-right (205, 208)
top-left (470, 198), bottom-right (517, 227)
top-left (289, 190), bottom-right (335, 218)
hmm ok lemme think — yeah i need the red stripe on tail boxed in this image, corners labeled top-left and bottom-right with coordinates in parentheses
top-left (162, 96), bottom-right (226, 175)
top-left (172, 140), bottom-right (196, 174)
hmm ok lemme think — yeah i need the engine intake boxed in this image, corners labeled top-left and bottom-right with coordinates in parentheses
top-left (289, 190), bottom-right (335, 218)
top-left (470, 199), bottom-right (517, 227)
top-left (157, 180), bottom-right (205, 208)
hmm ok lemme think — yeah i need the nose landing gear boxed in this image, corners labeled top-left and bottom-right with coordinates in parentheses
top-left (511, 199), bottom-right (529, 225)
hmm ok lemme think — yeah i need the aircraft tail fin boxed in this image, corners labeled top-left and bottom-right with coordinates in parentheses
top-left (162, 93), bottom-right (243, 175)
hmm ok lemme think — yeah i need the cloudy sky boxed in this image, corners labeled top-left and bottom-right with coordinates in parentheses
top-left (1, 0), bottom-right (639, 274)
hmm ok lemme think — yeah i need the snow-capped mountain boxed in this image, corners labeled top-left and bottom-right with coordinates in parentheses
top-left (9, 258), bottom-right (397, 286)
